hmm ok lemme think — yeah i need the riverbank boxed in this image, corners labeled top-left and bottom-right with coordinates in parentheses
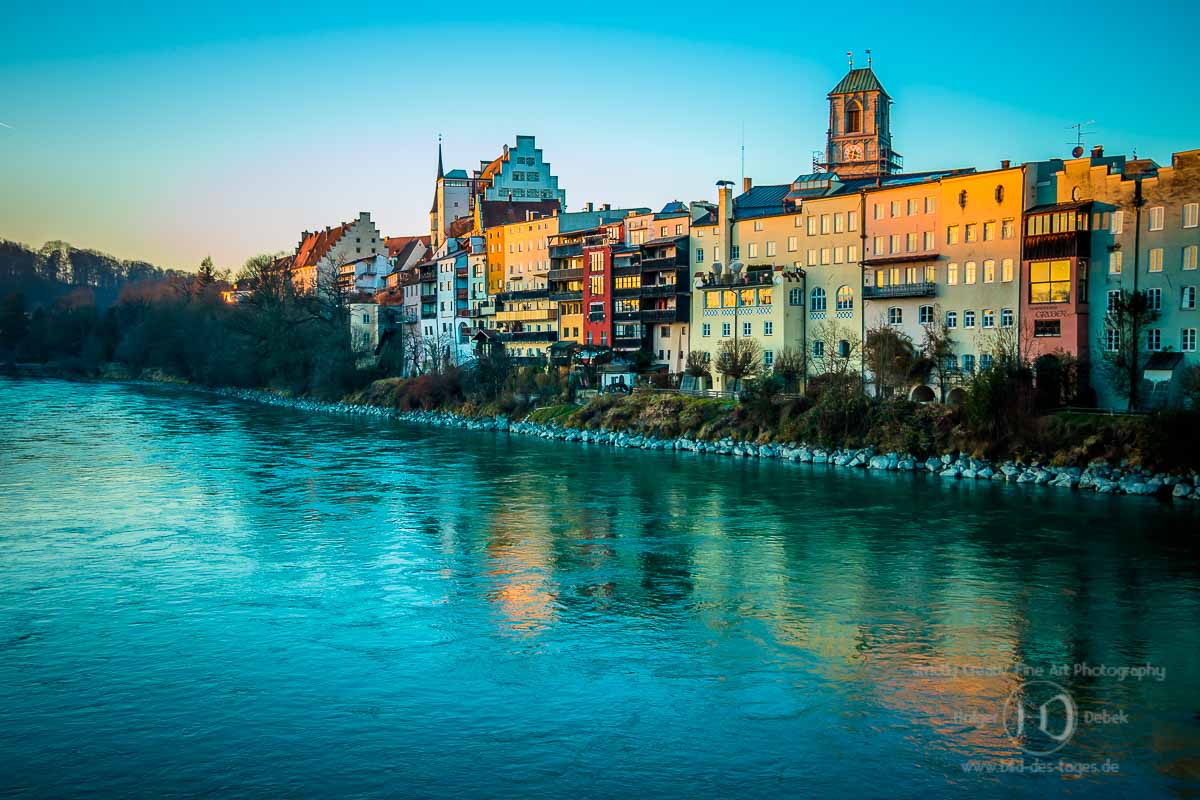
top-left (211, 385), bottom-right (1198, 504)
top-left (5, 363), bottom-right (1197, 504)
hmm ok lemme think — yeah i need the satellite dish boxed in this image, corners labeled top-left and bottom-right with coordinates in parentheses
top-left (693, 274), bottom-right (708, 289)
top-left (1072, 145), bottom-right (1085, 158)
top-left (711, 262), bottom-right (725, 277)
top-left (729, 261), bottom-right (744, 277)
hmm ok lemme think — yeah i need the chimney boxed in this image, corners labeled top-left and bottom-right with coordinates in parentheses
top-left (585, 202), bottom-right (594, 212)
top-left (601, 203), bottom-right (611, 211)
top-left (1091, 145), bottom-right (1104, 158)
top-left (359, 211), bottom-right (369, 221)
top-left (1000, 159), bottom-right (1011, 169)
top-left (744, 177), bottom-right (752, 193)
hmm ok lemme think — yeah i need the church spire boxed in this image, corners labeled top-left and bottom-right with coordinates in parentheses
top-left (436, 134), bottom-right (445, 180)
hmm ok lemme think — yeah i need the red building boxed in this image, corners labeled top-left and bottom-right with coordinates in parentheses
top-left (1020, 201), bottom-right (1093, 363)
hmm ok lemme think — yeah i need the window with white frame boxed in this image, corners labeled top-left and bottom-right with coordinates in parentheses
top-left (962, 354), bottom-right (976, 372)
top-left (982, 309), bottom-right (995, 328)
top-left (965, 261), bottom-right (977, 284)
top-left (983, 221), bottom-right (996, 241)
top-left (983, 259), bottom-right (996, 283)
top-left (873, 236), bottom-right (887, 255)
top-left (887, 306), bottom-right (902, 325)
top-left (696, 248), bottom-right (704, 263)
top-left (947, 225), bottom-right (960, 245)
top-left (722, 322), bottom-right (731, 337)
top-left (1148, 206), bottom-right (1164, 231)
top-left (1105, 327), bottom-right (1121, 351)
top-left (947, 263), bottom-right (959, 285)
top-left (1147, 328), bottom-right (1162, 351)
top-left (1002, 218), bottom-right (1015, 239)
top-left (808, 249), bottom-right (818, 266)
top-left (907, 198), bottom-right (920, 215)
top-left (890, 234), bottom-right (902, 254)
top-left (821, 248), bottom-right (832, 265)
top-left (813, 340), bottom-right (825, 357)
top-left (834, 213), bottom-right (845, 233)
top-left (834, 246), bottom-right (845, 263)
top-left (766, 241), bottom-right (777, 257)
top-left (1148, 287), bottom-right (1162, 311)
top-left (753, 220), bottom-right (763, 232)
top-left (1184, 245), bottom-right (1198, 270)
top-left (919, 305), bottom-right (933, 324)
top-left (848, 244), bottom-right (859, 262)
top-left (980, 353), bottom-right (994, 370)
top-left (702, 323), bottom-right (711, 337)
top-left (1149, 248), bottom-right (1163, 272)
top-left (964, 310), bottom-right (976, 328)
top-left (808, 216), bottom-right (818, 235)
top-left (764, 350), bottom-right (774, 367)
top-left (923, 231), bottom-right (934, 251)
top-left (1111, 210), bottom-right (1124, 234)
top-left (763, 321), bottom-right (773, 336)
top-left (1185, 203), bottom-right (1200, 229)
top-left (1107, 290), bottom-right (1121, 312)
top-left (1182, 328), bottom-right (1197, 352)
top-left (1001, 308), bottom-right (1014, 328)
top-left (742, 321), bottom-right (751, 336)
top-left (906, 232), bottom-right (918, 252)
top-left (1183, 286), bottom-right (1197, 310)
top-left (925, 196), bottom-right (936, 214)
top-left (787, 236), bottom-right (798, 252)
top-left (1109, 251), bottom-right (1122, 274)
top-left (946, 311), bottom-right (958, 328)
top-left (821, 215), bottom-right (832, 234)
top-left (789, 287), bottom-right (803, 305)
top-left (748, 243), bottom-right (759, 258)
top-left (848, 211), bottom-right (859, 231)
top-left (1002, 258), bottom-right (1014, 282)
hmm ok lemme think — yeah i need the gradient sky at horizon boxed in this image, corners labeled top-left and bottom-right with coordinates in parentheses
top-left (2, 0), bottom-right (1197, 271)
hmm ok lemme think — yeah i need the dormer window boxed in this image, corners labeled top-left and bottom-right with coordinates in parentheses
top-left (845, 99), bottom-right (863, 133)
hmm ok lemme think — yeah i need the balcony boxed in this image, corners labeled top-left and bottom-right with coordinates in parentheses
top-left (497, 330), bottom-right (559, 343)
top-left (614, 286), bottom-right (642, 297)
top-left (496, 288), bottom-right (548, 302)
top-left (549, 243), bottom-right (583, 259)
top-left (613, 310), bottom-right (640, 322)
top-left (641, 308), bottom-right (682, 323)
top-left (456, 289), bottom-right (468, 300)
top-left (496, 308), bottom-right (558, 323)
top-left (613, 262), bottom-right (642, 275)
top-left (640, 283), bottom-right (681, 298)
top-left (547, 267), bottom-right (582, 281)
top-left (588, 312), bottom-right (605, 322)
top-left (474, 301), bottom-right (496, 316)
top-left (549, 290), bottom-right (582, 301)
top-left (863, 282), bottom-right (937, 299)
top-left (456, 309), bottom-right (471, 318)
top-left (613, 336), bottom-right (644, 350)
top-left (641, 254), bottom-right (685, 269)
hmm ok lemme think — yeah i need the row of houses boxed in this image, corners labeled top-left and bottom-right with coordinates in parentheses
top-left (276, 60), bottom-right (1200, 410)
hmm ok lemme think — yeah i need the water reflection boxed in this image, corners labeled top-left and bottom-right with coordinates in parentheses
top-left (0, 378), bottom-right (1198, 798)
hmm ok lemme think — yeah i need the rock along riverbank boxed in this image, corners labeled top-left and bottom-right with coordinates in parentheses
top-left (211, 387), bottom-right (1200, 505)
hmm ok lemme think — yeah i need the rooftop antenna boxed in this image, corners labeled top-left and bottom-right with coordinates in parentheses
top-left (866, 49), bottom-right (872, 68)
top-left (846, 51), bottom-right (853, 69)
top-left (1067, 120), bottom-right (1094, 158)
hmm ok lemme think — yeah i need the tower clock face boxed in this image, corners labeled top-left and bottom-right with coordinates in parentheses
top-left (843, 142), bottom-right (865, 162)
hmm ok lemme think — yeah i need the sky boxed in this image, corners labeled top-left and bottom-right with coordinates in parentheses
top-left (2, 0), bottom-right (1198, 271)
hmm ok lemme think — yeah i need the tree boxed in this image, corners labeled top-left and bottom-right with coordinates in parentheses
top-left (714, 337), bottom-right (762, 391)
top-left (684, 350), bottom-right (711, 378)
top-left (918, 307), bottom-right (956, 402)
top-left (0, 292), bottom-right (28, 354)
top-left (863, 325), bottom-right (917, 398)
top-left (808, 320), bottom-right (861, 380)
top-left (1101, 289), bottom-right (1160, 410)
top-left (773, 347), bottom-right (806, 393)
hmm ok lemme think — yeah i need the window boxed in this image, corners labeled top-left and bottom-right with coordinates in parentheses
top-left (888, 201), bottom-right (899, 217)
top-left (980, 354), bottom-right (994, 371)
top-left (1001, 308), bottom-right (1014, 328)
top-left (660, 326), bottom-right (670, 338)
top-left (1035, 320), bottom-right (1062, 338)
top-left (695, 247), bottom-right (704, 263)
top-left (907, 198), bottom-right (920, 216)
top-left (810, 287), bottom-right (826, 312)
top-left (1148, 287), bottom-right (1162, 311)
top-left (836, 285), bottom-right (854, 311)
top-left (965, 224), bottom-right (978, 243)
top-left (1029, 259), bottom-right (1071, 303)
top-left (808, 216), bottom-right (818, 235)
top-left (925, 196), bottom-right (936, 214)
top-left (947, 263), bottom-right (959, 285)
top-left (1183, 286), bottom-right (1197, 310)
top-left (1148, 206), bottom-right (1164, 231)
top-left (764, 350), bottom-right (774, 368)
top-left (947, 226), bottom-right (960, 245)
top-left (821, 214), bottom-right (832, 234)
top-left (834, 213), bottom-right (845, 233)
top-left (1111, 210), bottom-right (1124, 235)
top-left (1147, 328), bottom-right (1162, 351)
top-left (763, 321), bottom-right (773, 336)
top-left (1183, 328), bottom-right (1198, 352)
top-left (1185, 203), bottom-right (1200, 229)
top-left (983, 259), bottom-right (996, 283)
top-left (906, 232), bottom-right (918, 252)
top-left (1001, 218), bottom-right (1015, 239)
top-left (1108, 251), bottom-right (1123, 275)
top-left (702, 323), bottom-right (711, 337)
top-left (789, 287), bottom-right (803, 305)
top-left (923, 231), bottom-right (934, 251)
top-left (766, 241), bottom-right (777, 257)
top-left (887, 307), bottom-right (903, 324)
top-left (714, 246), bottom-right (721, 262)
top-left (890, 234), bottom-right (902, 254)
top-left (845, 99), bottom-right (862, 132)
top-left (965, 261), bottom-right (977, 285)
top-left (919, 305), bottom-right (933, 324)
top-left (848, 245), bottom-right (859, 262)
top-left (748, 243), bottom-right (758, 259)
top-left (983, 221), bottom-right (996, 241)
top-left (834, 247), bottom-right (845, 263)
top-left (848, 210), bottom-right (859, 232)
top-left (730, 245), bottom-right (740, 260)
top-left (838, 340), bottom-right (851, 358)
top-left (742, 322), bottom-right (751, 336)
top-left (722, 322), bottom-right (731, 337)
top-left (962, 354), bottom-right (976, 373)
top-left (813, 340), bottom-right (825, 358)
top-left (924, 264), bottom-right (936, 283)
top-left (787, 236), bottom-right (798, 252)
top-left (1184, 245), bottom-right (1198, 270)
top-left (1001, 258), bottom-right (1014, 283)
top-left (982, 309), bottom-right (995, 328)
top-left (1105, 327), bottom-right (1120, 351)
top-left (1107, 290), bottom-right (1121, 312)
top-left (964, 310), bottom-right (976, 328)
top-left (946, 311), bottom-right (958, 328)
top-left (873, 236), bottom-right (887, 255)
top-left (1147, 247), bottom-right (1164, 272)
top-left (821, 248), bottom-right (832, 265)
top-left (753, 220), bottom-right (763, 232)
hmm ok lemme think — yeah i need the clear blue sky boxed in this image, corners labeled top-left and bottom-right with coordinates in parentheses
top-left (2, 0), bottom-right (1197, 270)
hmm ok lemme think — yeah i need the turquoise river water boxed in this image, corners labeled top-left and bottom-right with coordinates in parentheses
top-left (1, 377), bottom-right (1198, 798)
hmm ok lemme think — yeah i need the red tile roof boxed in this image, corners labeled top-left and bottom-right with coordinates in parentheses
top-left (385, 235), bottom-right (430, 260)
top-left (293, 223), bottom-right (351, 269)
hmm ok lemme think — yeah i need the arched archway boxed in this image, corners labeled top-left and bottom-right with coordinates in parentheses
top-left (946, 387), bottom-right (967, 406)
top-left (910, 384), bottom-right (936, 403)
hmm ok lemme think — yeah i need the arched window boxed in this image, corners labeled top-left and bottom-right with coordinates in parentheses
top-left (836, 285), bottom-right (854, 310)
top-left (810, 287), bottom-right (827, 312)
top-left (789, 287), bottom-right (803, 305)
top-left (845, 99), bottom-right (863, 133)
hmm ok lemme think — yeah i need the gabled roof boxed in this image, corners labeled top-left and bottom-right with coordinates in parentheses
top-left (447, 216), bottom-right (475, 239)
top-left (293, 223), bottom-right (351, 268)
top-left (480, 199), bottom-right (561, 229)
top-left (830, 67), bottom-right (888, 96)
top-left (733, 184), bottom-right (793, 219)
top-left (385, 235), bottom-right (430, 261)
top-left (660, 201), bottom-right (687, 214)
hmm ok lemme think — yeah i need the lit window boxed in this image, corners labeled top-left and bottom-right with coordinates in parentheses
top-left (1109, 252), bottom-right (1122, 274)
top-left (1029, 260), bottom-right (1071, 303)
top-left (873, 236), bottom-right (887, 255)
top-left (983, 221), bottom-right (996, 241)
top-left (1149, 248), bottom-right (1164, 272)
top-left (1001, 258), bottom-right (1014, 282)
top-left (965, 224), bottom-right (978, 243)
top-left (965, 261), bottom-right (977, 285)
top-left (1184, 245), bottom-right (1198, 270)
top-left (748, 243), bottom-right (759, 259)
top-left (1185, 203), bottom-right (1199, 229)
top-left (1148, 206), bottom-right (1164, 231)
top-left (1001, 218), bottom-right (1015, 239)
top-left (983, 259), bottom-right (995, 283)
top-left (836, 285), bottom-right (854, 311)
top-left (947, 226), bottom-right (960, 245)
top-left (947, 263), bottom-right (959, 285)
top-left (923, 231), bottom-right (934, 251)
top-left (906, 232), bottom-right (918, 252)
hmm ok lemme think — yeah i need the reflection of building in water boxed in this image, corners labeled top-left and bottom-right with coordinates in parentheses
top-left (483, 501), bottom-right (559, 635)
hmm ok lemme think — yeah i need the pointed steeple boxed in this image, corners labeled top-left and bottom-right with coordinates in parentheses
top-left (436, 134), bottom-right (444, 180)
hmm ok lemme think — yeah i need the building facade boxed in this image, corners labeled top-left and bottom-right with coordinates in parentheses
top-left (291, 212), bottom-right (386, 294)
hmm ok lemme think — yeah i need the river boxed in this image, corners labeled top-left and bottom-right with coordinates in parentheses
top-left (1, 377), bottom-right (1198, 798)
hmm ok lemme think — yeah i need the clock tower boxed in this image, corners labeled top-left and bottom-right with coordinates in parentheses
top-left (820, 55), bottom-right (901, 179)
